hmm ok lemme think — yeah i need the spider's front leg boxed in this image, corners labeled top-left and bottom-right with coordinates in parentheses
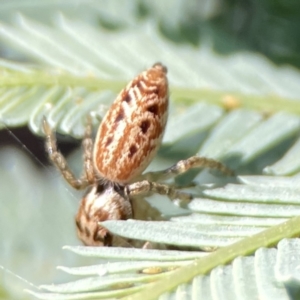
top-left (43, 116), bottom-right (94, 190)
top-left (81, 115), bottom-right (96, 184)
top-left (126, 180), bottom-right (193, 202)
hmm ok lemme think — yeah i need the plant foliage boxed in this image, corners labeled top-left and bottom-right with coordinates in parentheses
top-left (0, 1), bottom-right (300, 299)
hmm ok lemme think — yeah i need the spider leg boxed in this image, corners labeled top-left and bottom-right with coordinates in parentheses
top-left (82, 115), bottom-right (95, 184)
top-left (43, 116), bottom-right (89, 190)
top-left (140, 156), bottom-right (234, 182)
top-left (126, 180), bottom-right (193, 202)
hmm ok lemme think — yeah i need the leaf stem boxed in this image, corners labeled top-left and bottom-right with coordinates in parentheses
top-left (123, 215), bottom-right (300, 300)
top-left (1, 70), bottom-right (300, 114)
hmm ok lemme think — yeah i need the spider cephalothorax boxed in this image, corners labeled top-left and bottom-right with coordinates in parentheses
top-left (75, 184), bottom-right (132, 246)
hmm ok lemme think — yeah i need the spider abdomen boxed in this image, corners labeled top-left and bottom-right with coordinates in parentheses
top-left (93, 63), bottom-right (169, 184)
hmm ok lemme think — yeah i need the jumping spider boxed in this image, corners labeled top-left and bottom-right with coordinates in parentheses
top-left (43, 63), bottom-right (233, 246)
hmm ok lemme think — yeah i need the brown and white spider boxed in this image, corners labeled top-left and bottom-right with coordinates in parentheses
top-left (43, 63), bottom-right (233, 246)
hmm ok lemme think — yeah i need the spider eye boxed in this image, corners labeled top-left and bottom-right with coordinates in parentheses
top-left (92, 227), bottom-right (113, 246)
top-left (103, 231), bottom-right (113, 246)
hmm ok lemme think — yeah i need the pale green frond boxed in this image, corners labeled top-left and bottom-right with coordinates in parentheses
top-left (0, 15), bottom-right (300, 137)
top-left (25, 236), bottom-right (300, 300)
top-left (1, 3), bottom-right (300, 300)
top-left (4, 140), bottom-right (300, 299)
top-left (264, 137), bottom-right (300, 175)
top-left (198, 109), bottom-right (263, 159)
top-left (224, 112), bottom-right (300, 165)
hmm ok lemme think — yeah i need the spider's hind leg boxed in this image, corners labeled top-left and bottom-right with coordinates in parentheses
top-left (140, 156), bottom-right (234, 183)
top-left (129, 156), bottom-right (234, 204)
